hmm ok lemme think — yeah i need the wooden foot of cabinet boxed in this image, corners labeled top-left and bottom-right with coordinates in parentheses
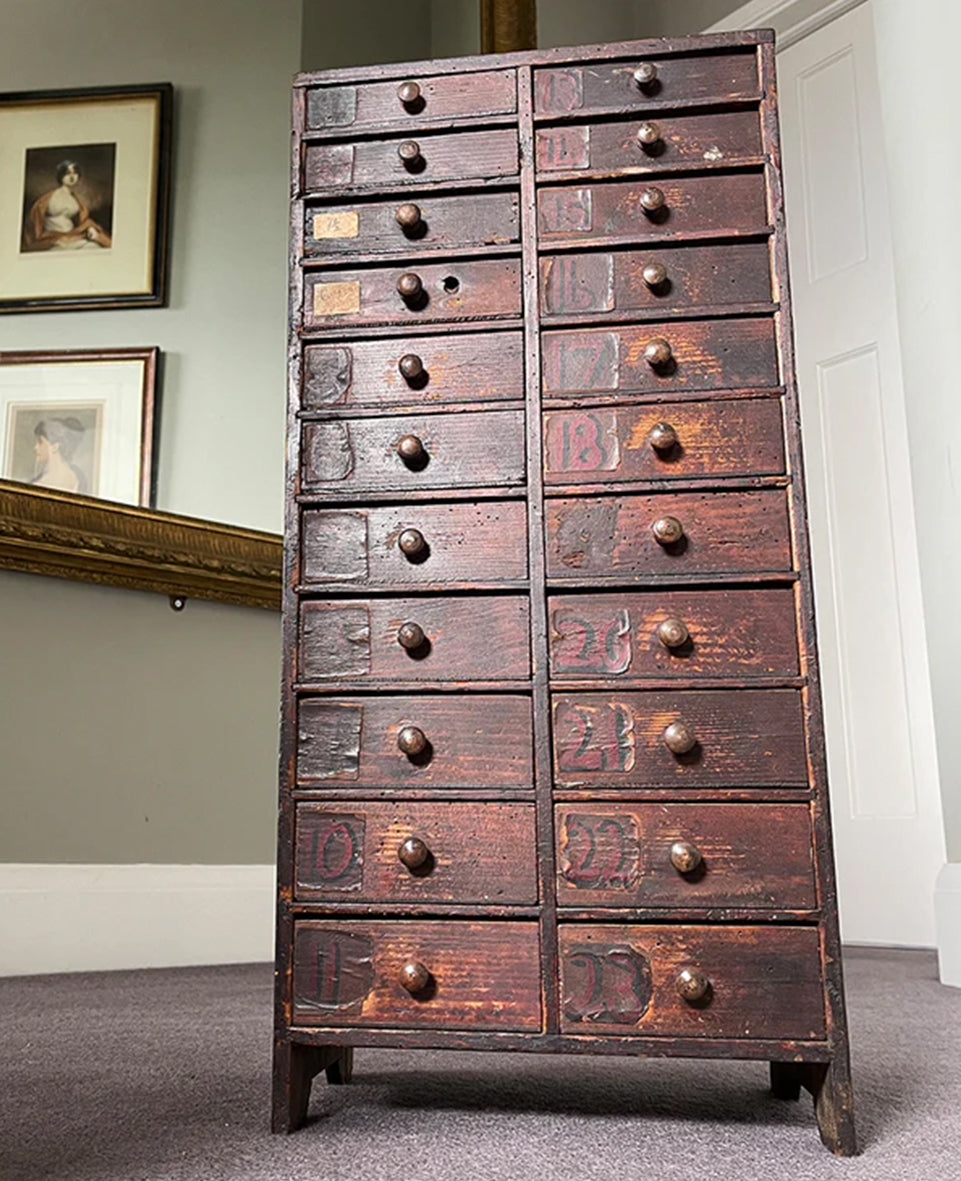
top-left (769, 1061), bottom-right (802, 1101)
top-left (805, 1060), bottom-right (858, 1157)
top-left (272, 1041), bottom-right (353, 1133)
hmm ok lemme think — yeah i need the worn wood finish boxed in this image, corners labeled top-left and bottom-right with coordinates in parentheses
top-left (293, 920), bottom-right (541, 1029)
top-left (554, 802), bottom-right (816, 908)
top-left (294, 801), bottom-right (538, 903)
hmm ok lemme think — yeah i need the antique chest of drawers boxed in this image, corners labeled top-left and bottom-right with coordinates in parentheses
top-left (273, 30), bottom-right (857, 1155)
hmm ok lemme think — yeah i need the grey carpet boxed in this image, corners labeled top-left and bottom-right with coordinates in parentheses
top-left (1, 947), bottom-right (959, 1180)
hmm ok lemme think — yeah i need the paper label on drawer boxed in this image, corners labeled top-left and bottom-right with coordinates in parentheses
top-left (296, 811), bottom-right (365, 892)
top-left (542, 254), bottom-right (614, 315)
top-left (302, 510), bottom-right (368, 582)
top-left (550, 605), bottom-right (631, 675)
top-left (563, 944), bottom-right (652, 1025)
top-left (312, 210), bottom-right (359, 240)
top-left (297, 701), bottom-right (362, 781)
top-left (544, 410), bottom-right (620, 475)
top-left (536, 67), bottom-right (584, 114)
top-left (539, 187), bottom-right (593, 234)
top-left (542, 332), bottom-right (620, 394)
top-left (294, 928), bottom-right (373, 1015)
top-left (537, 126), bottom-right (590, 171)
top-left (554, 699), bottom-right (636, 774)
top-left (304, 420), bottom-right (355, 482)
top-left (559, 812), bottom-right (641, 891)
top-left (313, 280), bottom-right (361, 317)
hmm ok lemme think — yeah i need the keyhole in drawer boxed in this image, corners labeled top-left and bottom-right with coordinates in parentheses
top-left (443, 275), bottom-right (460, 293)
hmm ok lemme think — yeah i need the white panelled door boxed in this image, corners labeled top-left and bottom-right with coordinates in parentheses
top-left (776, 2), bottom-right (944, 944)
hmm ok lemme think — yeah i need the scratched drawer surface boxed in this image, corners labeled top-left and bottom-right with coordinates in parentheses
top-left (541, 318), bottom-right (779, 398)
top-left (558, 924), bottom-right (824, 1038)
top-left (539, 242), bottom-right (772, 319)
top-left (548, 588), bottom-right (800, 680)
top-left (534, 51), bottom-right (760, 117)
top-left (302, 332), bottom-right (523, 410)
top-left (304, 258), bottom-right (521, 329)
top-left (304, 190), bottom-right (520, 257)
top-left (298, 595), bottom-right (531, 683)
top-left (552, 690), bottom-right (807, 788)
top-left (543, 399), bottom-right (784, 485)
top-left (293, 920), bottom-right (541, 1030)
top-left (304, 127), bottom-right (519, 192)
top-left (307, 69), bottom-right (517, 132)
top-left (297, 695), bottom-right (533, 788)
top-left (537, 173), bottom-right (768, 244)
top-left (301, 409), bottom-right (526, 495)
top-left (301, 501), bottom-right (528, 588)
top-left (555, 803), bottom-right (816, 909)
top-left (545, 489), bottom-right (792, 581)
top-left (295, 802), bottom-right (537, 903)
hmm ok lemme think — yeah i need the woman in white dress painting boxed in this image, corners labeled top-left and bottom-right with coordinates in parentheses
top-left (22, 159), bottom-right (112, 252)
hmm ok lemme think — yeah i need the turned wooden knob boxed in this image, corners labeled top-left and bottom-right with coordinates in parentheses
top-left (397, 621), bottom-right (426, 650)
top-left (397, 272), bottom-right (424, 301)
top-left (640, 186), bottom-right (665, 213)
top-left (398, 527), bottom-right (426, 556)
top-left (397, 725), bottom-right (428, 756)
top-left (642, 261), bottom-right (668, 289)
top-left (398, 836), bottom-right (431, 870)
top-left (663, 720), bottom-right (696, 755)
top-left (657, 617), bottom-right (689, 649)
top-left (396, 434), bottom-right (426, 464)
top-left (633, 62), bottom-right (658, 87)
top-left (648, 421), bottom-right (678, 451)
top-left (398, 139), bottom-right (422, 166)
top-left (398, 353), bottom-right (424, 382)
top-left (398, 80), bottom-right (421, 107)
top-left (400, 961), bottom-right (432, 993)
top-left (670, 840), bottom-right (703, 874)
top-left (676, 966), bottom-right (711, 1002)
top-left (636, 120), bottom-right (661, 148)
top-left (644, 338), bottom-right (673, 367)
top-left (652, 515), bottom-right (683, 545)
top-left (395, 202), bottom-right (423, 230)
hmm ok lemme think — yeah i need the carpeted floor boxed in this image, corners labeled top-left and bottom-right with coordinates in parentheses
top-left (1, 947), bottom-right (959, 1180)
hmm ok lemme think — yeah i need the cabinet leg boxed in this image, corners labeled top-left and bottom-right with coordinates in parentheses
top-left (769, 1061), bottom-right (802, 1101)
top-left (272, 1041), bottom-right (351, 1133)
top-left (801, 1060), bottom-right (859, 1156)
top-left (325, 1046), bottom-right (354, 1085)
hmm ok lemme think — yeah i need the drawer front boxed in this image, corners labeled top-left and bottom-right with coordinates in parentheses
top-left (558, 924), bottom-right (824, 1038)
top-left (293, 920), bottom-right (541, 1029)
top-left (302, 332), bottom-right (523, 410)
top-left (304, 190), bottom-right (520, 258)
top-left (297, 695), bottom-right (533, 788)
top-left (536, 110), bottom-right (763, 175)
top-left (304, 128), bottom-right (518, 191)
top-left (539, 242), bottom-right (772, 318)
top-left (555, 803), bottom-right (816, 908)
top-left (537, 173), bottom-right (767, 243)
top-left (302, 409), bottom-right (526, 495)
top-left (299, 595), bottom-right (531, 682)
top-left (295, 802), bottom-right (538, 903)
top-left (534, 52), bottom-right (760, 116)
top-left (543, 399), bottom-right (784, 485)
top-left (305, 258), bottom-right (521, 329)
top-left (301, 501), bottom-right (528, 588)
top-left (548, 589), bottom-right (800, 680)
top-left (546, 490), bottom-right (792, 581)
top-left (552, 690), bottom-right (807, 788)
top-left (541, 319), bottom-right (779, 398)
top-left (307, 70), bottom-right (517, 132)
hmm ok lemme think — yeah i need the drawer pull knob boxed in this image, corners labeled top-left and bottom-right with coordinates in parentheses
top-left (395, 202), bottom-right (423, 231)
top-left (398, 836), bottom-right (431, 870)
top-left (670, 840), bottom-right (703, 874)
top-left (633, 62), bottom-right (658, 87)
top-left (640, 186), bottom-right (665, 214)
top-left (663, 720), bottom-right (696, 755)
top-left (652, 515), bottom-right (684, 545)
top-left (400, 960), bottom-right (432, 993)
top-left (398, 527), bottom-right (426, 556)
top-left (397, 80), bottom-right (421, 107)
top-left (397, 725), bottom-right (428, 756)
top-left (648, 420), bottom-right (678, 451)
top-left (636, 120), bottom-right (662, 148)
top-left (643, 337), bottom-right (673, 367)
top-left (397, 272), bottom-right (424, 301)
top-left (398, 139), bottom-right (422, 166)
top-left (676, 966), bottom-right (711, 1003)
top-left (398, 353), bottom-right (424, 382)
top-left (396, 433), bottom-right (427, 464)
top-left (657, 617), bottom-right (689, 649)
top-left (397, 621), bottom-right (427, 650)
top-left (642, 261), bottom-right (668, 289)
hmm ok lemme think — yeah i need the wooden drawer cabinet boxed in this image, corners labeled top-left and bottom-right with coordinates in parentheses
top-left (276, 32), bottom-right (857, 1156)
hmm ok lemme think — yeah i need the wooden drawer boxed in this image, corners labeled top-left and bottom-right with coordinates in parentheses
top-left (302, 331), bottom-right (523, 410)
top-left (304, 127), bottom-right (518, 192)
top-left (552, 690), bottom-right (807, 789)
top-left (302, 409), bottom-right (526, 495)
top-left (541, 318), bottom-right (779, 398)
top-left (534, 52), bottom-right (759, 117)
top-left (304, 190), bottom-right (520, 258)
top-left (298, 595), bottom-right (531, 682)
top-left (540, 242), bottom-right (772, 319)
top-left (293, 920), bottom-right (541, 1029)
top-left (545, 490), bottom-right (792, 582)
top-left (294, 802), bottom-right (537, 903)
top-left (301, 501), bottom-right (528, 588)
top-left (548, 588), bottom-right (800, 680)
top-left (307, 69), bottom-right (517, 132)
top-left (537, 173), bottom-right (767, 244)
top-left (558, 924), bottom-right (824, 1038)
top-left (297, 694), bottom-right (533, 788)
top-left (555, 803), bottom-right (816, 908)
top-left (304, 258), bottom-right (521, 329)
top-left (537, 109), bottom-right (763, 176)
top-left (543, 398), bottom-right (784, 485)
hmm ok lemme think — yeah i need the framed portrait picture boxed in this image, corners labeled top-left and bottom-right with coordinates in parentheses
top-left (0, 348), bottom-right (159, 505)
top-left (0, 84), bottom-right (172, 313)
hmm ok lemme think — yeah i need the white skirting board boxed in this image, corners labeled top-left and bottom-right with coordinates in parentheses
top-left (935, 863), bottom-right (961, 988)
top-left (0, 864), bottom-right (275, 977)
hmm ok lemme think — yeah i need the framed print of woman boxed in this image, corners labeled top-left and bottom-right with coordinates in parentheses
top-left (22, 157), bottom-right (113, 252)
